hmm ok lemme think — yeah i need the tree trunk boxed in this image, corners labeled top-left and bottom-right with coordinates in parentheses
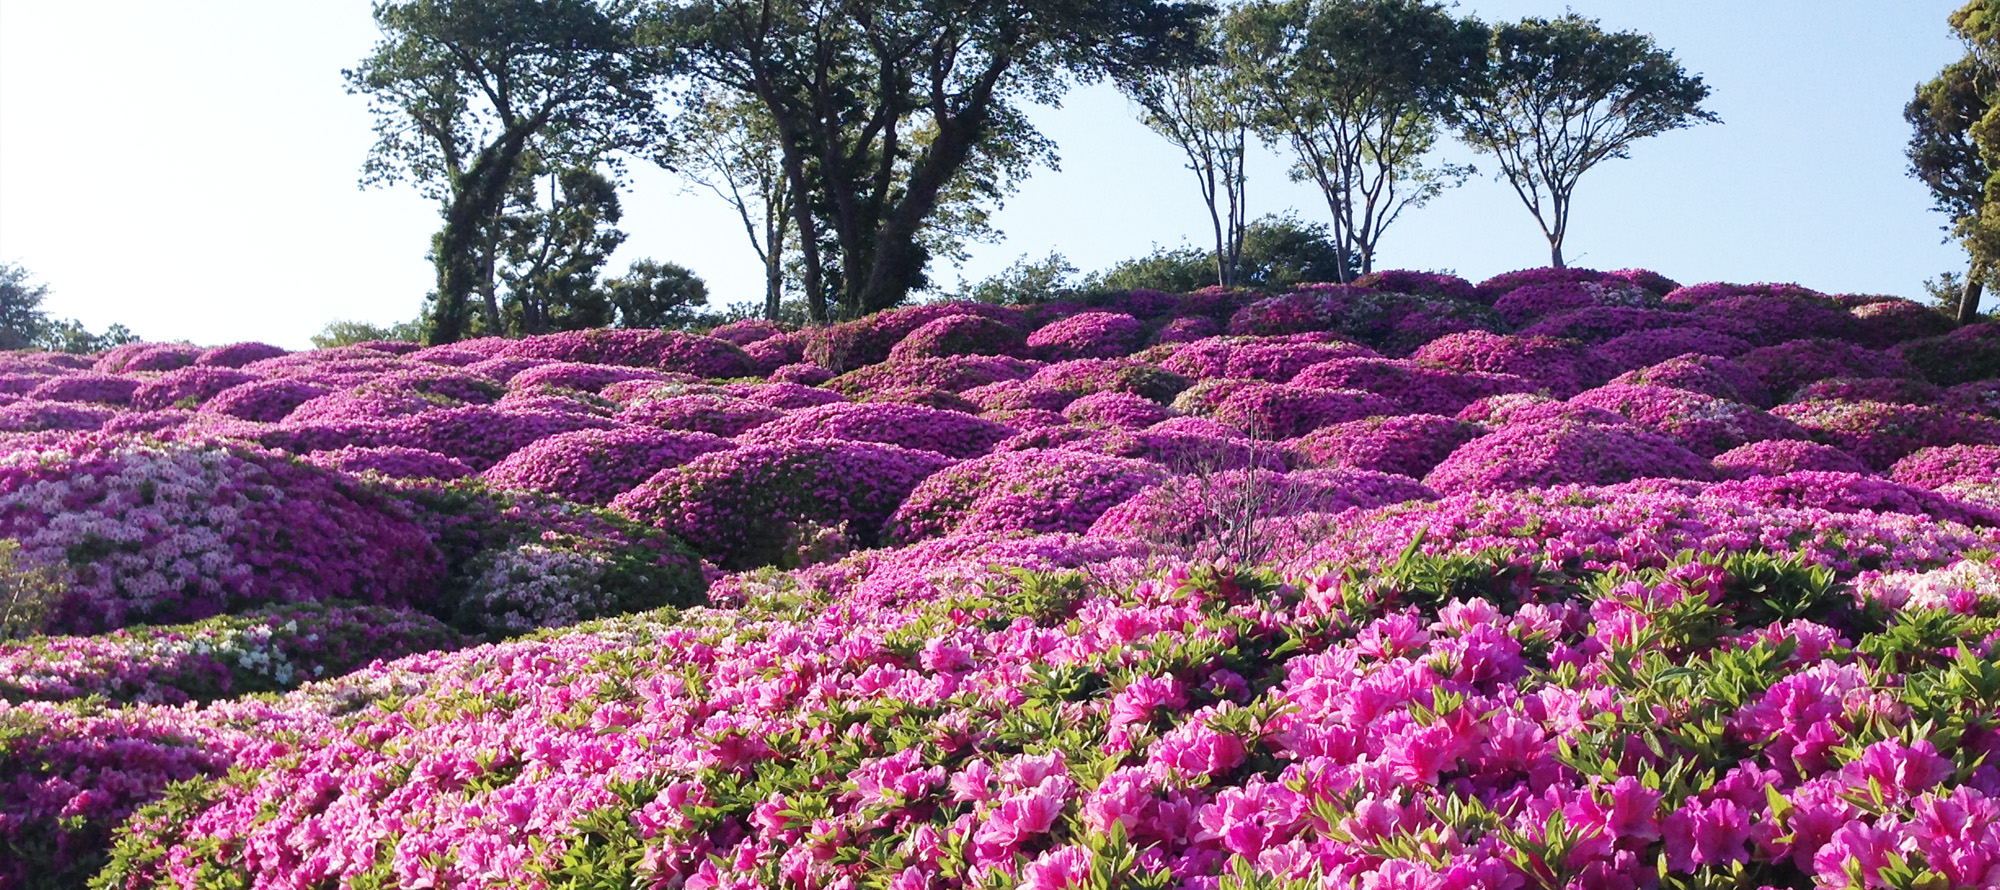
top-left (426, 120), bottom-right (544, 345)
top-left (1549, 239), bottom-right (1566, 270)
top-left (1962, 261), bottom-right (1986, 325)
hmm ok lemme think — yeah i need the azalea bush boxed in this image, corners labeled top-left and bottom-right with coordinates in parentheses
top-left (0, 266), bottom-right (1997, 889)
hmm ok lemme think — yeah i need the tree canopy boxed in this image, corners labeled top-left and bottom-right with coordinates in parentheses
top-left (1225, 0), bottom-right (1483, 282)
top-left (1452, 14), bottom-right (1717, 269)
top-left (347, 0), bottom-right (670, 343)
top-left (651, 0), bottom-right (1214, 321)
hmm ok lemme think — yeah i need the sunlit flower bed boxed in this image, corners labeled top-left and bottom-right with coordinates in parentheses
top-left (3, 268), bottom-right (2000, 889)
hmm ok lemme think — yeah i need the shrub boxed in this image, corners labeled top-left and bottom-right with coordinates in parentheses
top-left (506, 362), bottom-right (669, 393)
top-left (1610, 353), bottom-right (1772, 407)
top-left (0, 601), bottom-right (465, 705)
top-left (1209, 383), bottom-right (1398, 438)
top-left (481, 426), bottom-right (733, 505)
top-left (1491, 280), bottom-right (1653, 326)
top-left (25, 373), bottom-right (140, 406)
top-left (1291, 357), bottom-right (1536, 415)
top-left (302, 445), bottom-right (475, 481)
top-left (738, 401), bottom-right (1016, 459)
top-left (1424, 419), bottom-right (1715, 494)
top-left (1712, 439), bottom-right (1871, 479)
top-left (889, 314), bottom-right (1031, 360)
top-left (616, 393), bottom-right (782, 437)
top-left (1890, 444), bottom-right (2000, 490)
top-left (1472, 266), bottom-right (1609, 302)
top-left (1412, 331), bottom-right (1608, 397)
top-left (1027, 359), bottom-right (1190, 403)
top-left (826, 355), bottom-right (1040, 395)
top-left (199, 378), bottom-right (334, 422)
top-left (1089, 467), bottom-right (1435, 559)
top-left (1025, 310), bottom-right (1145, 360)
top-left (1772, 399), bottom-right (2000, 470)
top-left (0, 437), bottom-right (444, 633)
top-left (615, 440), bottom-right (954, 568)
top-left (1286, 413), bottom-right (1483, 477)
top-left (195, 342), bottom-right (289, 368)
top-left (499, 329), bottom-right (756, 377)
top-left (1061, 391), bottom-right (1174, 430)
top-left (0, 400), bottom-right (114, 433)
top-left (1592, 326), bottom-right (1754, 373)
top-left (1571, 383), bottom-right (1809, 457)
top-left (130, 367), bottom-right (262, 411)
top-left (885, 449), bottom-right (1163, 543)
top-left (1738, 338), bottom-right (1921, 398)
top-left (1157, 336), bottom-right (1373, 383)
top-left (1706, 471), bottom-right (1998, 527)
top-left (1894, 322), bottom-right (2000, 386)
top-left (1789, 376), bottom-right (1944, 405)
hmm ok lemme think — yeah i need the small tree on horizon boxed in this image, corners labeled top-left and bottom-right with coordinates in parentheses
top-left (1225, 0), bottom-right (1485, 283)
top-left (1119, 18), bottom-right (1255, 288)
top-left (1452, 14), bottom-right (1718, 269)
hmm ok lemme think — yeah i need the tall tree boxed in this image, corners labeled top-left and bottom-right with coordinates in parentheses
top-left (1453, 14), bottom-right (1718, 269)
top-left (1908, 56), bottom-right (1993, 323)
top-left (1226, 0), bottom-right (1483, 282)
top-left (653, 0), bottom-right (1212, 321)
top-left (497, 162), bottom-right (628, 333)
top-left (1119, 19), bottom-right (1254, 287)
top-left (346, 0), bottom-right (669, 344)
top-left (669, 87), bottom-right (795, 321)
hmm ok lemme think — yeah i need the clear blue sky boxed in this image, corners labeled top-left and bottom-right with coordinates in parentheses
top-left (0, 0), bottom-right (1973, 349)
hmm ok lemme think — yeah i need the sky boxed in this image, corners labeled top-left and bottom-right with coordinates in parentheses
top-left (0, 0), bottom-right (1976, 350)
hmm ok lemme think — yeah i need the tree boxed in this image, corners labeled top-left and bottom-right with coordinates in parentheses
top-left (0, 262), bottom-right (51, 350)
top-left (1909, 57), bottom-right (1993, 323)
top-left (1452, 14), bottom-right (1718, 269)
top-left (668, 87), bottom-right (795, 321)
top-left (0, 263), bottom-right (140, 353)
top-left (959, 252), bottom-right (1083, 304)
top-left (312, 319), bottom-right (427, 348)
top-left (654, 0), bottom-right (1212, 321)
top-left (1119, 18), bottom-right (1254, 287)
top-left (497, 162), bottom-right (628, 333)
top-left (1226, 0), bottom-right (1483, 282)
top-left (604, 259), bottom-right (711, 328)
top-left (1087, 213), bottom-right (1347, 292)
top-left (346, 0), bottom-right (669, 344)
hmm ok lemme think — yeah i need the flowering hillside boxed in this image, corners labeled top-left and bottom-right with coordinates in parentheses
top-left (3, 270), bottom-right (2000, 889)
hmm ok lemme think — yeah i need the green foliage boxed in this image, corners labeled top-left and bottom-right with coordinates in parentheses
top-left (657, 0), bottom-right (1212, 321)
top-left (498, 163), bottom-right (629, 334)
top-left (1119, 16), bottom-right (1255, 287)
top-left (958, 252), bottom-right (1085, 304)
top-left (1453, 13), bottom-right (1718, 268)
top-left (603, 258), bottom-right (710, 329)
top-left (310, 318), bottom-right (425, 348)
top-left (0, 261), bottom-right (51, 350)
top-left (1224, 0), bottom-right (1484, 280)
top-left (347, 0), bottom-right (670, 344)
top-left (389, 481), bottom-right (708, 638)
top-left (0, 540), bottom-right (64, 642)
top-left (0, 263), bottom-right (140, 354)
top-left (1087, 214), bottom-right (1350, 293)
top-left (1913, 5), bottom-right (2000, 322)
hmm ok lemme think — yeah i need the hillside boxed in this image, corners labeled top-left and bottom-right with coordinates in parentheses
top-left (3, 268), bottom-right (2000, 889)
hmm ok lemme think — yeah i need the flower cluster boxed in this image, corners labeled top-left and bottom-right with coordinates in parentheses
top-left (0, 437), bottom-right (444, 633)
top-left (886, 448), bottom-right (1164, 543)
top-left (481, 425), bottom-right (732, 505)
top-left (1026, 310), bottom-right (1147, 360)
top-left (1423, 418), bottom-right (1715, 494)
